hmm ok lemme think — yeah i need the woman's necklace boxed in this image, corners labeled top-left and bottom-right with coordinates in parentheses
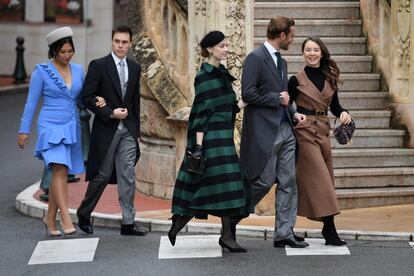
top-left (53, 61), bottom-right (71, 82)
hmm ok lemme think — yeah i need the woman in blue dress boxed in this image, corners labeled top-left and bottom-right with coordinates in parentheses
top-left (17, 27), bottom-right (105, 236)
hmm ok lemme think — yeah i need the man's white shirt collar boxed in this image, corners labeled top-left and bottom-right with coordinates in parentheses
top-left (111, 51), bottom-right (127, 66)
top-left (264, 41), bottom-right (279, 56)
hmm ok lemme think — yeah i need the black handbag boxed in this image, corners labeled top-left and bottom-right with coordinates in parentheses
top-left (333, 118), bottom-right (356, 145)
top-left (186, 151), bottom-right (205, 175)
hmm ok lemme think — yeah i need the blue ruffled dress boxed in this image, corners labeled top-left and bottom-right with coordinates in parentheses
top-left (19, 62), bottom-right (85, 174)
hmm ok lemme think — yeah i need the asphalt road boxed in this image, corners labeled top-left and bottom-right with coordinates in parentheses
top-left (1, 92), bottom-right (414, 276)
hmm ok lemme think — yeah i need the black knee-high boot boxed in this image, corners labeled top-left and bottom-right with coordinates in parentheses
top-left (168, 215), bottom-right (193, 246)
top-left (322, 215), bottom-right (346, 246)
top-left (230, 218), bottom-right (241, 241)
top-left (219, 217), bottom-right (247, 253)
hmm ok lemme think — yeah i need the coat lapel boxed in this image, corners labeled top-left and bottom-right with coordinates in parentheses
top-left (297, 68), bottom-right (331, 107)
top-left (281, 59), bottom-right (288, 90)
top-left (47, 61), bottom-right (71, 96)
top-left (104, 54), bottom-right (123, 100)
top-left (261, 45), bottom-right (283, 83)
top-left (122, 60), bottom-right (135, 104)
top-left (320, 80), bottom-right (335, 103)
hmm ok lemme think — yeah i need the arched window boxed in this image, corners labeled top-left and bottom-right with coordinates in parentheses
top-left (178, 26), bottom-right (188, 75)
top-left (170, 13), bottom-right (177, 61)
top-left (162, 1), bottom-right (169, 50)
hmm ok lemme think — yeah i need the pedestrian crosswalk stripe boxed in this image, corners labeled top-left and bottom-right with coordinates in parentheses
top-left (285, 238), bottom-right (350, 256)
top-left (28, 238), bottom-right (99, 265)
top-left (159, 235), bottom-right (222, 259)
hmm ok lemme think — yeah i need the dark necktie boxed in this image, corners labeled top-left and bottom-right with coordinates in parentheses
top-left (275, 52), bottom-right (287, 122)
top-left (274, 52), bottom-right (283, 79)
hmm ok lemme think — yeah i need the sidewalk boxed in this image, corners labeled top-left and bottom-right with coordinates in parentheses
top-left (0, 76), bottom-right (28, 95)
top-left (16, 174), bottom-right (414, 241)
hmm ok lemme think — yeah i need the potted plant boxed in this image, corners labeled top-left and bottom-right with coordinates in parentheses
top-left (0, 0), bottom-right (24, 22)
top-left (55, 0), bottom-right (82, 24)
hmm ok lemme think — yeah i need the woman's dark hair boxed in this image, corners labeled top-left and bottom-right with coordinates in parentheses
top-left (301, 36), bottom-right (342, 91)
top-left (200, 47), bottom-right (209, 58)
top-left (112, 25), bottom-right (133, 41)
top-left (48, 37), bottom-right (75, 59)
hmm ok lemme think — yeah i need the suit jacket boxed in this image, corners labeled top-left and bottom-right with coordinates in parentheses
top-left (240, 44), bottom-right (296, 180)
top-left (82, 53), bottom-right (141, 183)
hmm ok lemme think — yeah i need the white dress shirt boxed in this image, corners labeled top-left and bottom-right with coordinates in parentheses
top-left (111, 51), bottom-right (129, 84)
top-left (264, 40), bottom-right (283, 78)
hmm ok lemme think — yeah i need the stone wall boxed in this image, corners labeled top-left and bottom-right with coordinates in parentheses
top-left (360, 0), bottom-right (414, 147)
top-left (128, 0), bottom-right (189, 199)
top-left (129, 0), bottom-right (253, 199)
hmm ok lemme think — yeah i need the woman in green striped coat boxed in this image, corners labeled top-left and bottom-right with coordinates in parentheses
top-left (168, 31), bottom-right (249, 253)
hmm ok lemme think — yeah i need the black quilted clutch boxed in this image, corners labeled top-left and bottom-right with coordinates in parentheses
top-left (186, 151), bottom-right (205, 175)
top-left (333, 119), bottom-right (356, 145)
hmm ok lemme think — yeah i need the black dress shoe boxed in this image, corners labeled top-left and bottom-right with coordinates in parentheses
top-left (78, 222), bottom-right (93, 234)
top-left (293, 232), bottom-right (305, 242)
top-left (121, 224), bottom-right (148, 236)
top-left (291, 227), bottom-right (305, 241)
top-left (77, 211), bottom-right (93, 234)
top-left (273, 238), bottom-right (309, 248)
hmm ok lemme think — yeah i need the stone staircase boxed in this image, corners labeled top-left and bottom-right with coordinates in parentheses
top-left (253, 0), bottom-right (414, 209)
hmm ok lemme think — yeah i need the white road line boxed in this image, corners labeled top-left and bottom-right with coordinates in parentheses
top-left (159, 235), bottom-right (222, 259)
top-left (28, 238), bottom-right (99, 265)
top-left (285, 239), bottom-right (350, 256)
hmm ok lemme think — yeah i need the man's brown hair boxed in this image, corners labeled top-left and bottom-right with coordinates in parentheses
top-left (266, 17), bottom-right (295, 40)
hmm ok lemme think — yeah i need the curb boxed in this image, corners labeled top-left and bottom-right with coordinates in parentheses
top-left (16, 182), bottom-right (414, 242)
top-left (0, 84), bottom-right (28, 96)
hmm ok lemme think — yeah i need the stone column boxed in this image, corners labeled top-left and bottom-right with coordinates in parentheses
top-left (410, 0), bottom-right (414, 103)
top-left (390, 0), bottom-right (411, 103)
top-left (188, 0), bottom-right (253, 103)
top-left (390, 0), bottom-right (414, 147)
top-left (25, 0), bottom-right (44, 23)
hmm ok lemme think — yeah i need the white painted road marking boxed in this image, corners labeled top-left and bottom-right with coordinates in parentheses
top-left (28, 238), bottom-right (99, 265)
top-left (159, 235), bottom-right (222, 259)
top-left (285, 238), bottom-right (350, 256)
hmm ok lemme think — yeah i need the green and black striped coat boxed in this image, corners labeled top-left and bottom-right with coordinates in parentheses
top-left (171, 62), bottom-right (249, 219)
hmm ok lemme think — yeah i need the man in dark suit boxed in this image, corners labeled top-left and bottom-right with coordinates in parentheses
top-left (240, 17), bottom-right (308, 248)
top-left (77, 25), bottom-right (147, 236)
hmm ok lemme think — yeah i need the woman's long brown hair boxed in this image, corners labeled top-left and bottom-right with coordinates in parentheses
top-left (301, 36), bottom-right (342, 91)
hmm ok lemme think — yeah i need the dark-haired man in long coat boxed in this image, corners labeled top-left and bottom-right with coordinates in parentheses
top-left (240, 17), bottom-right (308, 248)
top-left (77, 25), bottom-right (147, 236)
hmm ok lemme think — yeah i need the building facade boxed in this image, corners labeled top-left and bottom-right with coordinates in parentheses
top-left (0, 0), bottom-right (114, 76)
top-left (129, 0), bottom-right (414, 213)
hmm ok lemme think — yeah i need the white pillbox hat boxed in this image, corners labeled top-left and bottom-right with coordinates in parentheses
top-left (46, 26), bottom-right (73, 46)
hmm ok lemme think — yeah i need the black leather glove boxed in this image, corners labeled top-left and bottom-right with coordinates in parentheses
top-left (187, 144), bottom-right (205, 175)
top-left (231, 102), bottom-right (240, 123)
top-left (192, 144), bottom-right (203, 159)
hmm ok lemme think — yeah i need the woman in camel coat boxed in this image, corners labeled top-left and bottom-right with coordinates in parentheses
top-left (288, 36), bottom-right (352, 246)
